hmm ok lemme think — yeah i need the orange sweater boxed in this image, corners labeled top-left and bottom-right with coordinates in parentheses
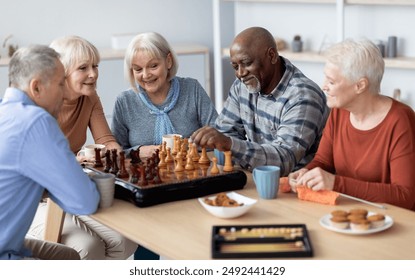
top-left (57, 94), bottom-right (116, 153)
top-left (307, 99), bottom-right (415, 210)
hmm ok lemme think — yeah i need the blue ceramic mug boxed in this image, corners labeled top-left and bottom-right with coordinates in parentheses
top-left (253, 165), bottom-right (280, 199)
top-left (213, 149), bottom-right (225, 165)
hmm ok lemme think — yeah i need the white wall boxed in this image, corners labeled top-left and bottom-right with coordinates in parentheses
top-left (0, 0), bottom-right (213, 49)
top-left (0, 0), bottom-right (215, 99)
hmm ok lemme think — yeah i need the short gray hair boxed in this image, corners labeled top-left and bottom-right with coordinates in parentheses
top-left (50, 35), bottom-right (100, 75)
top-left (324, 38), bottom-right (384, 94)
top-left (9, 45), bottom-right (60, 89)
top-left (124, 32), bottom-right (179, 91)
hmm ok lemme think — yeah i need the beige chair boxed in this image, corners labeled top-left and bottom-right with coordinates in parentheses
top-left (43, 198), bottom-right (65, 243)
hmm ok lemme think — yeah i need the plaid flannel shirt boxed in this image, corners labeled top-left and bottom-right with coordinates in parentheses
top-left (215, 57), bottom-right (329, 176)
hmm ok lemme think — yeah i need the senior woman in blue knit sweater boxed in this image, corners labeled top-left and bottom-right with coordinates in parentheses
top-left (111, 32), bottom-right (218, 259)
top-left (111, 32), bottom-right (218, 158)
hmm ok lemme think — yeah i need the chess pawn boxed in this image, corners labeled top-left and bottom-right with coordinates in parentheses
top-left (158, 150), bottom-right (167, 168)
top-left (210, 157), bottom-right (219, 174)
top-left (185, 154), bottom-right (195, 170)
top-left (174, 150), bottom-right (182, 166)
top-left (223, 151), bottom-right (233, 172)
top-left (174, 156), bottom-right (184, 172)
top-left (198, 147), bottom-right (210, 165)
top-left (165, 147), bottom-right (174, 163)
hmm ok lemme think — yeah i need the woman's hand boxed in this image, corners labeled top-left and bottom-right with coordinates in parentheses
top-left (139, 145), bottom-right (159, 158)
top-left (296, 167), bottom-right (335, 191)
top-left (288, 168), bottom-right (308, 193)
top-left (105, 141), bottom-right (123, 153)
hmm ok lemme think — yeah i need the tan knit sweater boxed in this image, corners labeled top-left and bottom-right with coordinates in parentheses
top-left (57, 93), bottom-right (117, 153)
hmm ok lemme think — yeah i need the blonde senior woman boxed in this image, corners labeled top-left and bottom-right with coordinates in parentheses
top-left (28, 36), bottom-right (137, 259)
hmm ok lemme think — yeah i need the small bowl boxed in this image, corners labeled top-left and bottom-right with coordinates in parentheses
top-left (198, 192), bottom-right (257, 219)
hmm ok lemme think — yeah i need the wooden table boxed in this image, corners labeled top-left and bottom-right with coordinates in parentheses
top-left (90, 171), bottom-right (415, 260)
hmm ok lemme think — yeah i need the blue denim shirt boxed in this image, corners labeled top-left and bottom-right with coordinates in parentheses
top-left (0, 88), bottom-right (100, 259)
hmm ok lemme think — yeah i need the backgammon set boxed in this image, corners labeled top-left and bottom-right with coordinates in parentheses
top-left (211, 224), bottom-right (313, 258)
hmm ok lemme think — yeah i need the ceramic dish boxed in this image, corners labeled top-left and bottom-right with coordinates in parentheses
top-left (319, 212), bottom-right (393, 235)
top-left (198, 192), bottom-right (257, 219)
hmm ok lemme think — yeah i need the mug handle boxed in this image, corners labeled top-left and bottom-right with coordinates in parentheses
top-left (77, 150), bottom-right (85, 157)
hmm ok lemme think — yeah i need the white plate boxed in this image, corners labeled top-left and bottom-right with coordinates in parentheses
top-left (319, 212), bottom-right (393, 235)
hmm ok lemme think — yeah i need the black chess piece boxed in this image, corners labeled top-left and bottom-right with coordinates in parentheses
top-left (104, 150), bottom-right (112, 173)
top-left (139, 165), bottom-right (148, 186)
top-left (117, 151), bottom-right (129, 178)
top-left (94, 148), bottom-right (103, 167)
top-left (129, 164), bottom-right (138, 184)
top-left (130, 147), bottom-right (142, 165)
top-left (110, 149), bottom-right (119, 175)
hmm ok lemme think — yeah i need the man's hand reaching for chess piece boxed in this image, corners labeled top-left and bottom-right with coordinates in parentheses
top-left (191, 126), bottom-right (232, 152)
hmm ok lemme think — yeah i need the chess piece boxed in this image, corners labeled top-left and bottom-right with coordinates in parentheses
top-left (94, 148), bottom-right (103, 167)
top-left (162, 141), bottom-right (167, 156)
top-left (172, 136), bottom-right (180, 155)
top-left (152, 166), bottom-right (162, 184)
top-left (130, 148), bottom-right (141, 165)
top-left (165, 147), bottom-right (174, 163)
top-left (117, 151), bottom-right (129, 178)
top-left (145, 159), bottom-right (154, 182)
top-left (174, 156), bottom-right (184, 172)
top-left (180, 143), bottom-right (187, 163)
top-left (158, 150), bottom-right (167, 168)
top-left (104, 150), bottom-right (112, 173)
top-left (223, 151), bottom-right (233, 172)
top-left (139, 164), bottom-right (148, 186)
top-left (110, 149), bottom-right (119, 175)
top-left (191, 143), bottom-right (200, 162)
top-left (153, 150), bottom-right (160, 165)
top-left (210, 157), bottom-right (219, 174)
top-left (129, 164), bottom-right (139, 184)
top-left (185, 154), bottom-right (195, 170)
top-left (198, 147), bottom-right (210, 165)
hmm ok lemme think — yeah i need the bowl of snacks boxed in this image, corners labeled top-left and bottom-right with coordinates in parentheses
top-left (198, 192), bottom-right (257, 219)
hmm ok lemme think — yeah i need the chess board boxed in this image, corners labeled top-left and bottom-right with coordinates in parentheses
top-left (87, 148), bottom-right (247, 208)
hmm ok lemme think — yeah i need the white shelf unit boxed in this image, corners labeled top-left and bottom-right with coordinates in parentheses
top-left (213, 0), bottom-right (415, 111)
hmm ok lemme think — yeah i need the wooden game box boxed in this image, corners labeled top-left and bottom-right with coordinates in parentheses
top-left (211, 224), bottom-right (313, 258)
top-left (86, 153), bottom-right (247, 208)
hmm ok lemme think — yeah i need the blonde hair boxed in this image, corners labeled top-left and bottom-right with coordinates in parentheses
top-left (49, 35), bottom-right (100, 75)
top-left (324, 38), bottom-right (384, 94)
top-left (124, 32), bottom-right (179, 91)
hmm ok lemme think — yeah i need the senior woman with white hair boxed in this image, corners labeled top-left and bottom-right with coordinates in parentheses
top-left (289, 38), bottom-right (415, 211)
top-left (111, 31), bottom-right (218, 158)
